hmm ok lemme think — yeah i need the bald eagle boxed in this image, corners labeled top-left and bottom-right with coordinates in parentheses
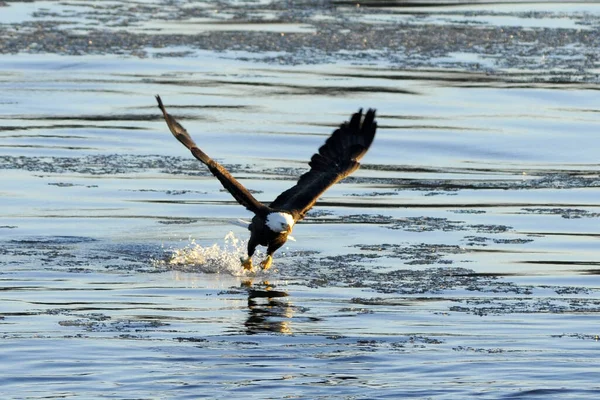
top-left (156, 95), bottom-right (377, 271)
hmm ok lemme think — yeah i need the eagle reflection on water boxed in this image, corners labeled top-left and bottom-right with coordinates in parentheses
top-left (243, 280), bottom-right (293, 335)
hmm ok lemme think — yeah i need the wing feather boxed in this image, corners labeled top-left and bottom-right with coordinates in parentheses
top-left (270, 109), bottom-right (377, 219)
top-left (156, 95), bottom-right (269, 216)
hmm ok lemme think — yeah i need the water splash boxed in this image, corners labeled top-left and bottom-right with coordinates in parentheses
top-left (159, 232), bottom-right (264, 276)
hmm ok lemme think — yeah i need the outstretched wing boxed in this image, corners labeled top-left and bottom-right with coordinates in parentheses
top-left (269, 109), bottom-right (377, 219)
top-left (156, 95), bottom-right (269, 216)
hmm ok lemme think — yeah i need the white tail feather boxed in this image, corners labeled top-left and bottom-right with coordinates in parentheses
top-left (229, 219), bottom-right (251, 229)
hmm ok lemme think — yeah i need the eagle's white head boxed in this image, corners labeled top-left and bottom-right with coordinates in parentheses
top-left (266, 212), bottom-right (295, 234)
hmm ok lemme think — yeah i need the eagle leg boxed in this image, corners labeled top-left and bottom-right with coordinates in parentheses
top-left (242, 237), bottom-right (260, 271)
top-left (241, 257), bottom-right (254, 271)
top-left (260, 255), bottom-right (273, 270)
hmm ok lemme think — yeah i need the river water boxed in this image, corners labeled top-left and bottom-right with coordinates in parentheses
top-left (1, 1), bottom-right (600, 399)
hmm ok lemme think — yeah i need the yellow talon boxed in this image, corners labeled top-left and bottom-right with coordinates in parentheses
top-left (241, 257), bottom-right (254, 271)
top-left (260, 255), bottom-right (273, 270)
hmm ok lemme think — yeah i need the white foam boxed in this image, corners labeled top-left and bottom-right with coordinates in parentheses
top-left (157, 232), bottom-right (264, 276)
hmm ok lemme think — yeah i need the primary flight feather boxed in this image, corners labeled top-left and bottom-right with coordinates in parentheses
top-left (156, 95), bottom-right (377, 271)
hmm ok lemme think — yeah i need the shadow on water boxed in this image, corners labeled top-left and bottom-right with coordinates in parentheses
top-left (1, 114), bottom-right (164, 122)
top-left (1, 125), bottom-right (145, 132)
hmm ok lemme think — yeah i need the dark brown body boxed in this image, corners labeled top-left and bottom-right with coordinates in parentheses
top-left (247, 214), bottom-right (290, 258)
